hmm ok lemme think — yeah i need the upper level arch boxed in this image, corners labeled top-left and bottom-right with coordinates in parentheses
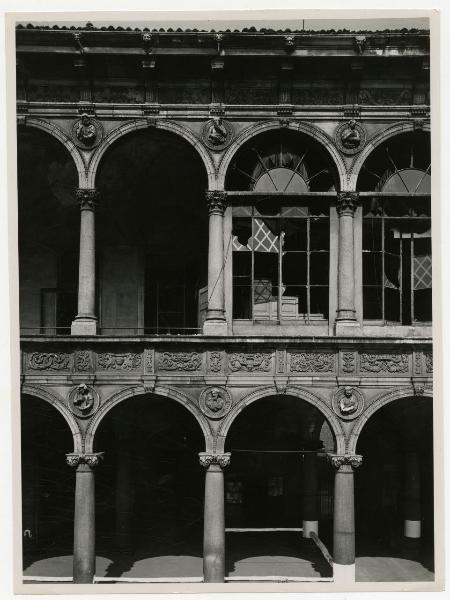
top-left (218, 121), bottom-right (347, 191)
top-left (349, 122), bottom-right (431, 190)
top-left (86, 119), bottom-right (216, 189)
top-left (19, 118), bottom-right (86, 187)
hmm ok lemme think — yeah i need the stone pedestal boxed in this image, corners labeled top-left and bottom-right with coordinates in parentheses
top-left (328, 454), bottom-right (362, 584)
top-left (204, 191), bottom-right (227, 334)
top-left (66, 453), bottom-right (103, 584)
top-left (199, 452), bottom-right (230, 583)
top-left (335, 192), bottom-right (359, 335)
top-left (71, 189), bottom-right (98, 336)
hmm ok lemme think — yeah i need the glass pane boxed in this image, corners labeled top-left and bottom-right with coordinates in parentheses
top-left (254, 252), bottom-right (279, 302)
top-left (232, 218), bottom-right (252, 250)
top-left (363, 286), bottom-right (383, 319)
top-left (280, 206), bottom-right (308, 217)
top-left (283, 252), bottom-right (307, 285)
top-left (283, 220), bottom-right (307, 251)
top-left (363, 218), bottom-right (382, 251)
top-left (310, 218), bottom-right (329, 251)
top-left (310, 252), bottom-right (329, 285)
top-left (233, 252), bottom-right (252, 319)
top-left (384, 287), bottom-right (400, 322)
top-left (232, 206), bottom-right (252, 218)
top-left (363, 253), bottom-right (382, 286)
top-left (284, 285), bottom-right (307, 315)
top-left (384, 253), bottom-right (401, 290)
top-left (414, 289), bottom-right (432, 322)
top-left (310, 286), bottom-right (328, 319)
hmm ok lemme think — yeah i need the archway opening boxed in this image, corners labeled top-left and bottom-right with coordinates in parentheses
top-left (224, 394), bottom-right (335, 579)
top-left (96, 129), bottom-right (208, 335)
top-left (21, 394), bottom-right (75, 576)
top-left (355, 396), bottom-right (434, 582)
top-left (357, 131), bottom-right (431, 325)
top-left (18, 128), bottom-right (79, 334)
top-left (93, 394), bottom-right (205, 579)
top-left (225, 130), bottom-right (338, 324)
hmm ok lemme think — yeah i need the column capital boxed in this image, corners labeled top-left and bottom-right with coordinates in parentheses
top-left (336, 191), bottom-right (359, 216)
top-left (206, 190), bottom-right (227, 215)
top-left (199, 452), bottom-right (231, 469)
top-left (66, 452), bottom-right (104, 468)
top-left (327, 453), bottom-right (363, 471)
top-left (76, 188), bottom-right (99, 211)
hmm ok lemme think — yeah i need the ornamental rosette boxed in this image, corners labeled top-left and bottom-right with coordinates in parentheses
top-left (199, 452), bottom-right (231, 469)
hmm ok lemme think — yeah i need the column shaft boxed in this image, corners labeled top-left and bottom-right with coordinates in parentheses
top-left (73, 463), bottom-right (96, 583)
top-left (302, 452), bottom-right (319, 537)
top-left (204, 192), bottom-right (227, 334)
top-left (203, 464), bottom-right (226, 582)
top-left (333, 465), bottom-right (355, 564)
top-left (336, 192), bottom-right (358, 322)
top-left (404, 451), bottom-right (421, 538)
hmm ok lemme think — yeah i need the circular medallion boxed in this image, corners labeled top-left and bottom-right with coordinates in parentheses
top-left (68, 384), bottom-right (99, 418)
top-left (335, 120), bottom-right (366, 155)
top-left (201, 118), bottom-right (234, 151)
top-left (199, 386), bottom-right (232, 419)
top-left (71, 114), bottom-right (103, 149)
top-left (332, 386), bottom-right (364, 421)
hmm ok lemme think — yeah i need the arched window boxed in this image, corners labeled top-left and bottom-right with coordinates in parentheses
top-left (358, 132), bottom-right (431, 325)
top-left (227, 130), bottom-right (337, 323)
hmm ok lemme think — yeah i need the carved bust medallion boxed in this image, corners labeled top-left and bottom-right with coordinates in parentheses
top-left (202, 118), bottom-right (233, 151)
top-left (335, 120), bottom-right (366, 155)
top-left (72, 113), bottom-right (103, 149)
top-left (332, 386), bottom-right (364, 420)
top-left (68, 383), bottom-right (99, 418)
top-left (199, 386), bottom-right (232, 419)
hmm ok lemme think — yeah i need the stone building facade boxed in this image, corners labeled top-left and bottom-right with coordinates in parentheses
top-left (16, 23), bottom-right (433, 586)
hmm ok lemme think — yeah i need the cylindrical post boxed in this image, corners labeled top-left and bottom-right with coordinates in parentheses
top-left (302, 451), bottom-right (319, 538)
top-left (71, 189), bottom-right (99, 335)
top-left (66, 453), bottom-right (103, 584)
top-left (336, 192), bottom-right (358, 323)
top-left (199, 452), bottom-right (230, 583)
top-left (328, 454), bottom-right (362, 583)
top-left (404, 451), bottom-right (421, 538)
top-left (204, 191), bottom-right (227, 334)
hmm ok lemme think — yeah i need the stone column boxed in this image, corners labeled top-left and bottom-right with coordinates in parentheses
top-left (71, 189), bottom-right (99, 335)
top-left (335, 192), bottom-right (359, 329)
top-left (328, 454), bottom-right (362, 583)
top-left (199, 452), bottom-right (230, 582)
top-left (302, 451), bottom-right (319, 538)
top-left (66, 452), bottom-right (103, 583)
top-left (204, 191), bottom-right (227, 335)
top-left (404, 451), bottom-right (421, 539)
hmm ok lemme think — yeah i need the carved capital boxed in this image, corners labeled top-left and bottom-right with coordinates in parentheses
top-left (327, 454), bottom-right (363, 470)
top-left (76, 188), bottom-right (99, 210)
top-left (199, 452), bottom-right (231, 469)
top-left (336, 192), bottom-right (359, 216)
top-left (206, 191), bottom-right (227, 215)
top-left (66, 452), bottom-right (104, 468)
top-left (284, 35), bottom-right (296, 54)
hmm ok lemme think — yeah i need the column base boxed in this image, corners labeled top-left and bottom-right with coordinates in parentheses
top-left (302, 520), bottom-right (319, 538)
top-left (334, 320), bottom-right (361, 336)
top-left (71, 317), bottom-right (97, 336)
top-left (333, 562), bottom-right (355, 585)
top-left (203, 319), bottom-right (228, 335)
top-left (404, 519), bottom-right (421, 538)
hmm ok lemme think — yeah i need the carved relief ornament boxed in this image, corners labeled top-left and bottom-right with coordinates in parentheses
top-left (68, 383), bottom-right (99, 418)
top-left (332, 386), bottom-right (364, 421)
top-left (72, 113), bottom-right (103, 149)
top-left (209, 351), bottom-right (223, 372)
top-left (202, 118), bottom-right (233, 151)
top-left (206, 191), bottom-right (227, 215)
top-left (97, 352), bottom-right (142, 370)
top-left (28, 352), bottom-right (70, 371)
top-left (199, 386), bottom-right (232, 419)
top-left (76, 189), bottom-right (99, 210)
top-left (336, 192), bottom-right (359, 216)
top-left (75, 350), bottom-right (92, 371)
top-left (229, 353), bottom-right (272, 372)
top-left (199, 452), bottom-right (231, 468)
top-left (360, 353), bottom-right (409, 374)
top-left (335, 120), bottom-right (366, 155)
top-left (158, 352), bottom-right (202, 371)
top-left (289, 352), bottom-right (334, 373)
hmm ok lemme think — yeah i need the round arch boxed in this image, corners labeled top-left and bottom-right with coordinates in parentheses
top-left (20, 118), bottom-right (86, 187)
top-left (21, 384), bottom-right (82, 453)
top-left (348, 121), bottom-right (431, 190)
top-left (85, 385), bottom-right (212, 453)
top-left (218, 120), bottom-right (348, 191)
top-left (86, 119), bottom-right (216, 189)
top-left (347, 386), bottom-right (433, 454)
top-left (216, 385), bottom-right (346, 454)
